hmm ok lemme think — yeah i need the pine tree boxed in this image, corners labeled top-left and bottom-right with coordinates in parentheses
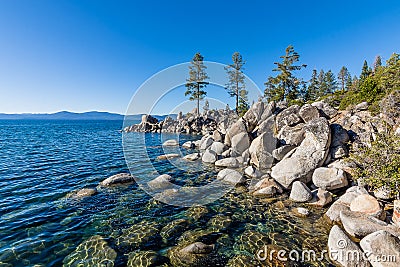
top-left (237, 89), bottom-right (249, 116)
top-left (225, 52), bottom-right (246, 115)
top-left (360, 60), bottom-right (371, 80)
top-left (317, 69), bottom-right (327, 97)
top-left (264, 45), bottom-right (306, 103)
top-left (305, 69), bottom-right (319, 101)
top-left (346, 75), bottom-right (353, 91)
top-left (324, 70), bottom-right (338, 94)
top-left (373, 55), bottom-right (382, 72)
top-left (337, 66), bottom-right (351, 92)
top-left (185, 53), bottom-right (209, 116)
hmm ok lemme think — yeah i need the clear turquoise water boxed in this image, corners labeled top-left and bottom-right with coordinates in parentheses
top-left (0, 120), bottom-right (332, 267)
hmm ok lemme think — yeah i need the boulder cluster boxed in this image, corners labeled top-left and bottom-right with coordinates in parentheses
top-left (124, 108), bottom-right (238, 135)
top-left (149, 99), bottom-right (400, 267)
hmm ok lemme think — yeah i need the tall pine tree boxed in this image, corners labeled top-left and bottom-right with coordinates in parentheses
top-left (338, 66), bottom-right (351, 92)
top-left (373, 55), bottom-right (382, 73)
top-left (225, 52), bottom-right (246, 114)
top-left (237, 89), bottom-right (249, 116)
top-left (185, 53), bottom-right (209, 116)
top-left (324, 70), bottom-right (338, 94)
top-left (304, 69), bottom-right (319, 102)
top-left (360, 60), bottom-right (372, 80)
top-left (264, 45), bottom-right (306, 103)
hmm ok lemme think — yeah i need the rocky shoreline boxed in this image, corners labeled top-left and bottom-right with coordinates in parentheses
top-left (66, 99), bottom-right (400, 266)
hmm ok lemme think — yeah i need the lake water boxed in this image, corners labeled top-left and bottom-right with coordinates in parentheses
top-left (0, 120), bottom-right (332, 266)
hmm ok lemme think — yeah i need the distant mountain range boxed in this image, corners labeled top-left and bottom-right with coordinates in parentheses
top-left (0, 111), bottom-right (176, 121)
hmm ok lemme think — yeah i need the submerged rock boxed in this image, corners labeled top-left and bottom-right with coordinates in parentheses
top-left (160, 219), bottom-right (189, 242)
top-left (116, 221), bottom-right (160, 250)
top-left (147, 174), bottom-right (174, 190)
top-left (183, 153), bottom-right (201, 161)
top-left (127, 250), bottom-right (163, 267)
top-left (65, 188), bottom-right (97, 199)
top-left (99, 173), bottom-right (135, 186)
top-left (63, 235), bottom-right (117, 267)
top-left (207, 214), bottom-right (232, 231)
top-left (168, 242), bottom-right (214, 266)
top-left (156, 153), bottom-right (180, 160)
top-left (163, 139), bottom-right (179, 146)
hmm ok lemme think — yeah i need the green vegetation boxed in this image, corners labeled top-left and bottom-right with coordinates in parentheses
top-left (225, 52), bottom-right (249, 116)
top-left (185, 52), bottom-right (209, 116)
top-left (264, 45), bottom-right (307, 104)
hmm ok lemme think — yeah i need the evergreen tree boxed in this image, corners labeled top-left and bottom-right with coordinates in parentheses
top-left (337, 66), bottom-right (351, 92)
top-left (237, 89), bottom-right (249, 116)
top-left (360, 60), bottom-right (372, 80)
top-left (185, 53), bottom-right (209, 116)
top-left (317, 69), bottom-right (327, 97)
top-left (373, 55), bottom-right (382, 72)
top-left (304, 69), bottom-right (319, 101)
top-left (324, 70), bottom-right (338, 94)
top-left (346, 75), bottom-right (353, 91)
top-left (225, 52), bottom-right (246, 115)
top-left (264, 45), bottom-right (306, 102)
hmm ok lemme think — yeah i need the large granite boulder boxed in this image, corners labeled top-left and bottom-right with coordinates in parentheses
top-left (350, 194), bottom-right (383, 218)
top-left (251, 177), bottom-right (283, 197)
top-left (325, 186), bottom-right (368, 222)
top-left (272, 145), bottom-right (295, 161)
top-left (217, 169), bottom-right (245, 185)
top-left (312, 101), bottom-right (338, 119)
top-left (312, 167), bottom-right (348, 190)
top-left (275, 105), bottom-right (302, 131)
top-left (271, 117), bottom-right (331, 189)
top-left (202, 149), bottom-right (218, 163)
top-left (215, 157), bottom-right (239, 168)
top-left (289, 181), bottom-right (313, 202)
top-left (148, 174), bottom-right (174, 190)
top-left (249, 132), bottom-right (277, 171)
top-left (328, 225), bottom-right (369, 267)
top-left (231, 132), bottom-right (250, 157)
top-left (210, 141), bottom-right (226, 155)
top-left (360, 230), bottom-right (400, 267)
top-left (299, 104), bottom-right (319, 123)
top-left (163, 139), bottom-right (179, 146)
top-left (277, 123), bottom-right (305, 146)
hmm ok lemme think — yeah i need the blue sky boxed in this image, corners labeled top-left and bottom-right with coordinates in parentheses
top-left (0, 0), bottom-right (399, 114)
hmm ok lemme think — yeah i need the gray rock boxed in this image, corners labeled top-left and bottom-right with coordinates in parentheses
top-left (328, 225), bottom-right (369, 267)
top-left (148, 174), bottom-right (174, 190)
top-left (182, 141), bottom-right (195, 149)
top-left (312, 101), bottom-right (338, 119)
top-left (221, 148), bottom-right (231, 158)
top-left (330, 124), bottom-right (350, 147)
top-left (309, 188), bottom-right (333, 207)
top-left (271, 117), bottom-right (331, 189)
top-left (225, 119), bottom-right (247, 146)
top-left (289, 181), bottom-right (313, 202)
top-left (373, 186), bottom-right (395, 200)
top-left (217, 169), bottom-right (245, 185)
top-left (354, 102), bottom-right (369, 112)
top-left (244, 165), bottom-right (262, 179)
top-left (66, 188), bottom-right (97, 199)
top-left (340, 210), bottom-right (399, 239)
top-left (212, 130), bottom-right (223, 142)
top-left (331, 145), bottom-right (349, 159)
top-left (277, 123), bottom-right (305, 146)
top-left (360, 230), bottom-right (400, 267)
top-left (299, 104), bottom-right (320, 123)
top-left (260, 101), bottom-right (275, 122)
top-left (312, 167), bottom-right (348, 190)
top-left (293, 207), bottom-right (310, 217)
top-left (231, 132), bottom-right (250, 157)
top-left (275, 105), bottom-right (302, 131)
top-left (258, 115), bottom-right (275, 136)
top-left (210, 141), bottom-right (226, 155)
top-left (157, 153), bottom-right (180, 160)
top-left (100, 173), bottom-right (135, 186)
top-left (215, 157), bottom-right (239, 168)
top-left (163, 139), bottom-right (179, 146)
top-left (325, 186), bottom-right (368, 222)
top-left (252, 177), bottom-right (283, 197)
top-left (200, 136), bottom-right (214, 150)
top-left (179, 242), bottom-right (214, 254)
top-left (202, 149), bottom-right (217, 163)
top-left (249, 132), bottom-right (277, 171)
top-left (350, 194), bottom-right (383, 218)
top-left (272, 145), bottom-right (296, 161)
top-left (183, 153), bottom-right (201, 161)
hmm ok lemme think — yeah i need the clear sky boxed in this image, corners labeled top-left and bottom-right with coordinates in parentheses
top-left (0, 0), bottom-right (399, 114)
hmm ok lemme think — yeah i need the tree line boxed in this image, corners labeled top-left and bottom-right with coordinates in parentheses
top-left (185, 46), bottom-right (399, 116)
